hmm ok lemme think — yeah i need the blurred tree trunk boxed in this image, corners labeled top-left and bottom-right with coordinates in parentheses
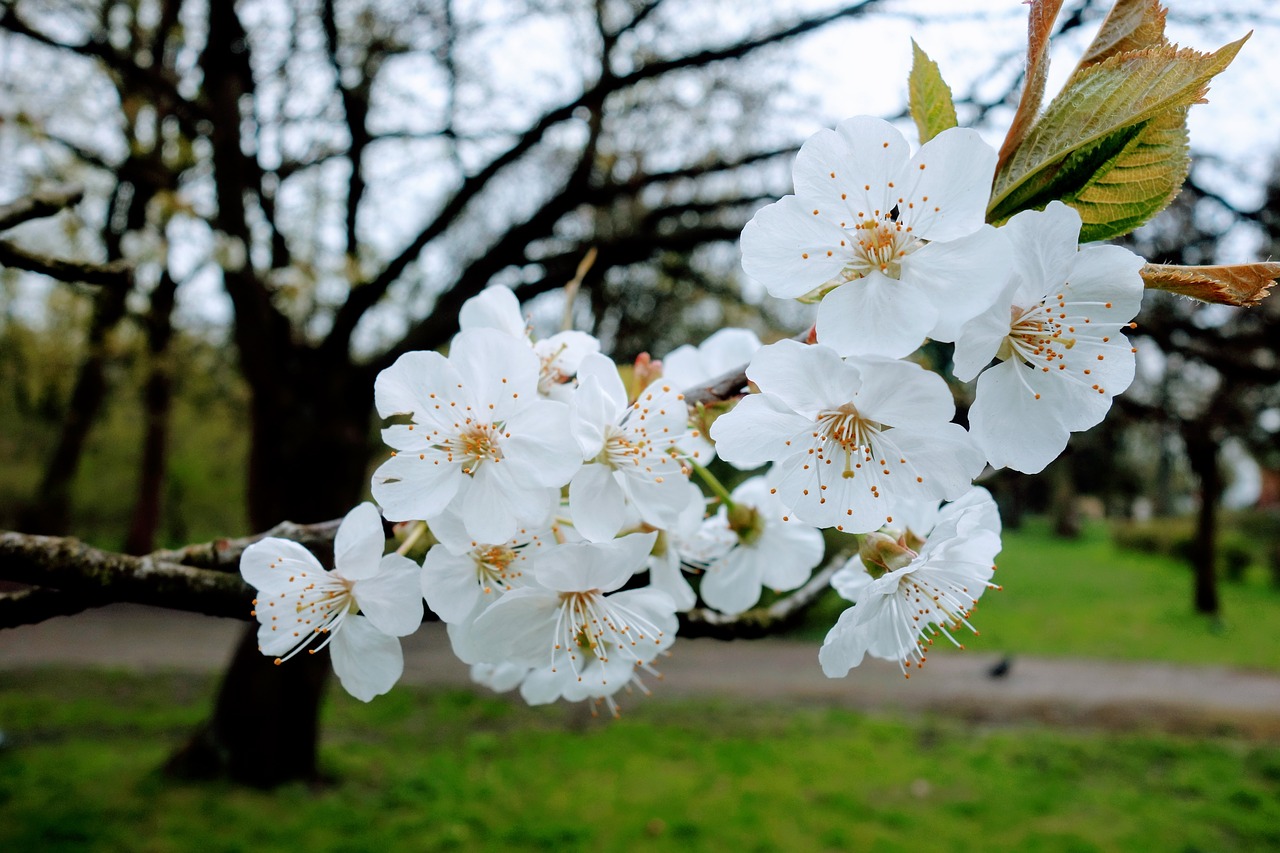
top-left (1177, 417), bottom-right (1218, 612)
top-left (18, 173), bottom-right (146, 536)
top-left (18, 284), bottom-right (128, 535)
top-left (125, 272), bottom-right (178, 555)
top-left (1183, 420), bottom-right (1221, 616)
top-left (1050, 460), bottom-right (1082, 538)
top-left (165, 345), bottom-right (375, 787)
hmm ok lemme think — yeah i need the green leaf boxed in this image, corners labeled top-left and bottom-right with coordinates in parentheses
top-left (989, 35), bottom-right (1248, 225)
top-left (1067, 108), bottom-right (1189, 241)
top-left (908, 40), bottom-right (957, 144)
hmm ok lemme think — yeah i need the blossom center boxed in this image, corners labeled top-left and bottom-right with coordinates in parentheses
top-left (438, 421), bottom-right (505, 476)
top-left (596, 425), bottom-right (642, 468)
top-left (844, 218), bottom-right (920, 280)
top-left (998, 302), bottom-right (1076, 368)
top-left (552, 589), bottom-right (665, 679)
top-left (263, 571), bottom-right (355, 665)
top-left (474, 546), bottom-right (521, 594)
top-left (815, 404), bottom-right (885, 479)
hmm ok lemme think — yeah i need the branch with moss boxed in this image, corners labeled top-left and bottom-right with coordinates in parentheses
top-left (0, 531), bottom-right (252, 622)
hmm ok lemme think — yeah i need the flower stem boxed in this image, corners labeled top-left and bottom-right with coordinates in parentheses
top-left (395, 520), bottom-right (428, 556)
top-left (689, 459), bottom-right (735, 510)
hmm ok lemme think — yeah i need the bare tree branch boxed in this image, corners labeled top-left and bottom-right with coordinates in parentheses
top-left (149, 519), bottom-right (344, 573)
top-left (0, 586), bottom-right (99, 629)
top-left (327, 1), bottom-right (885, 354)
top-left (0, 185), bottom-right (84, 231)
top-left (0, 239), bottom-right (133, 288)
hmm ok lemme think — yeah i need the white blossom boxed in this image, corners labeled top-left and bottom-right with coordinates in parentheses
top-left (459, 284), bottom-right (600, 400)
top-left (710, 339), bottom-right (985, 532)
top-left (661, 327), bottom-right (763, 462)
top-left (239, 502), bottom-right (422, 702)
top-left (696, 474), bottom-right (825, 615)
top-left (741, 116), bottom-right (1010, 358)
top-left (371, 327), bottom-right (581, 544)
top-left (954, 201), bottom-right (1145, 474)
top-left (819, 487), bottom-right (1001, 677)
top-left (567, 353), bottom-right (696, 541)
top-left (467, 533), bottom-right (678, 708)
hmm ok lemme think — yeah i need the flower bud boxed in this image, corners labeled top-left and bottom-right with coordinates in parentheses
top-left (859, 531), bottom-right (916, 577)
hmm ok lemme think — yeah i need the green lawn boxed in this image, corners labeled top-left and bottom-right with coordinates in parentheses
top-left (1, 670), bottom-right (1279, 853)
top-left (803, 518), bottom-right (1280, 671)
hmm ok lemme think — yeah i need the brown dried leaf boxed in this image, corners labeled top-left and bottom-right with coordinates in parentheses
top-left (997, 0), bottom-right (1065, 172)
top-left (1141, 262), bottom-right (1280, 307)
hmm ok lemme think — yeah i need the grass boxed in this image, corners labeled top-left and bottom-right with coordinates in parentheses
top-left (2, 669), bottom-right (1280, 852)
top-left (802, 518), bottom-right (1280, 671)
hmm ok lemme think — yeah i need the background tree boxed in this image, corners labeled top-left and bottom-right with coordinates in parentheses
top-left (0, 0), bottom-right (896, 785)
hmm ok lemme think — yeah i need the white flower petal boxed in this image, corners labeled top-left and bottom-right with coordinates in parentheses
top-left (746, 339), bottom-right (860, 417)
top-left (969, 359), bottom-right (1073, 474)
top-left (710, 393), bottom-right (812, 470)
top-left (240, 538), bottom-right (324, 594)
top-left (458, 285), bottom-right (528, 339)
top-left (816, 272), bottom-right (938, 359)
top-left (847, 355), bottom-right (954, 427)
top-left (700, 552), bottom-right (763, 615)
top-left (905, 226), bottom-right (1013, 342)
top-left (370, 450), bottom-right (461, 522)
top-left (329, 615), bottom-right (404, 702)
top-left (374, 350), bottom-right (467, 420)
top-left (332, 502), bottom-right (387, 581)
top-left (741, 195), bottom-right (856, 299)
top-left (353, 553), bottom-right (424, 636)
top-left (569, 463), bottom-right (630, 542)
top-left (420, 544), bottom-right (484, 623)
top-left (468, 587), bottom-right (561, 667)
top-left (534, 533), bottom-right (658, 594)
top-left (450, 328), bottom-right (541, 420)
top-left (898, 127), bottom-right (997, 242)
top-left (825, 116), bottom-right (911, 218)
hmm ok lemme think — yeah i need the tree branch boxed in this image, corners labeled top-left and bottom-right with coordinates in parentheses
top-left (0, 239), bottom-right (133, 288)
top-left (148, 519), bottom-right (344, 573)
top-left (0, 185), bottom-right (84, 231)
top-left (0, 585), bottom-right (99, 629)
top-left (326, 1), bottom-right (884, 354)
top-left (0, 531), bottom-right (253, 620)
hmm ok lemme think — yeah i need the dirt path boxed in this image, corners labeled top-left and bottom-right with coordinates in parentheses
top-left (4, 604), bottom-right (1280, 735)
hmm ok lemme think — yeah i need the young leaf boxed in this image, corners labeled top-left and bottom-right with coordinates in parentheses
top-left (908, 40), bottom-right (958, 144)
top-left (1072, 0), bottom-right (1167, 74)
top-left (989, 35), bottom-right (1248, 224)
top-left (1066, 108), bottom-right (1190, 242)
top-left (997, 0), bottom-right (1065, 172)
top-left (1142, 262), bottom-right (1279, 307)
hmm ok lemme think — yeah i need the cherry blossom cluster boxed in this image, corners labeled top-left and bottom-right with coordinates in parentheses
top-left (239, 115), bottom-right (1147, 709)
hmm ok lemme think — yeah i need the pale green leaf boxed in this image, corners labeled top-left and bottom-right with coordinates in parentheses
top-left (989, 36), bottom-right (1248, 224)
top-left (908, 40), bottom-right (958, 144)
